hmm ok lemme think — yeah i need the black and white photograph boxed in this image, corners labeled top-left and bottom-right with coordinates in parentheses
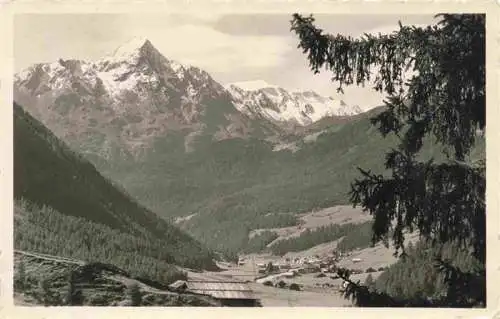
top-left (7, 7), bottom-right (491, 310)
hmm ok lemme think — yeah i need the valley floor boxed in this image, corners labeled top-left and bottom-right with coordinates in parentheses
top-left (183, 228), bottom-right (420, 307)
top-left (186, 267), bottom-right (352, 307)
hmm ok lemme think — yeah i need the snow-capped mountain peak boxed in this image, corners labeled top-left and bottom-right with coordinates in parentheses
top-left (109, 36), bottom-right (153, 59)
top-left (226, 81), bottom-right (363, 125)
top-left (14, 38), bottom-right (253, 158)
top-left (227, 80), bottom-right (279, 91)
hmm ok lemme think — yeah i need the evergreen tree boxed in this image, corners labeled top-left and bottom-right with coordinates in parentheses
top-left (128, 283), bottom-right (142, 306)
top-left (14, 260), bottom-right (26, 291)
top-left (38, 278), bottom-right (63, 306)
top-left (39, 278), bottom-right (51, 306)
top-left (266, 262), bottom-right (272, 274)
top-left (364, 274), bottom-right (376, 292)
top-left (65, 269), bottom-right (84, 306)
top-left (290, 13), bottom-right (485, 307)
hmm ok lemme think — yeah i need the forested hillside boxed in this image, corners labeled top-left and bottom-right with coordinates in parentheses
top-left (14, 200), bottom-right (188, 285)
top-left (173, 107), bottom-right (483, 255)
top-left (13, 102), bottom-right (217, 283)
top-left (267, 221), bottom-right (374, 256)
top-left (111, 107), bottom-right (394, 255)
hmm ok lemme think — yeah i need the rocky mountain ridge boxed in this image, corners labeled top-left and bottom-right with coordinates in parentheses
top-left (226, 82), bottom-right (362, 126)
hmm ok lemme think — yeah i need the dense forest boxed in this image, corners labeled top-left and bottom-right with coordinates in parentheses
top-left (373, 240), bottom-right (483, 302)
top-left (268, 221), bottom-right (374, 256)
top-left (14, 199), bottom-right (188, 285)
top-left (243, 231), bottom-right (279, 254)
top-left (335, 222), bottom-right (382, 253)
top-left (14, 102), bottom-right (217, 274)
top-left (90, 107), bottom-right (393, 255)
top-left (170, 107), bottom-right (482, 257)
top-left (173, 108), bottom-right (459, 256)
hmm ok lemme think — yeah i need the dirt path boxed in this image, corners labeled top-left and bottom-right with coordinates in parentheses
top-left (15, 250), bottom-right (85, 265)
top-left (248, 283), bottom-right (351, 307)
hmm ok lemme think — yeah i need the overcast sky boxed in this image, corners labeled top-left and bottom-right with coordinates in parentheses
top-left (14, 13), bottom-right (437, 109)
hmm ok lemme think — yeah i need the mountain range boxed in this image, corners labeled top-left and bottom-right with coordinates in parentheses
top-left (226, 83), bottom-right (362, 125)
top-left (14, 37), bottom-right (363, 159)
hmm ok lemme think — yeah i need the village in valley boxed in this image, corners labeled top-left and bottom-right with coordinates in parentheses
top-left (166, 204), bottom-right (421, 307)
top-left (169, 238), bottom-right (408, 307)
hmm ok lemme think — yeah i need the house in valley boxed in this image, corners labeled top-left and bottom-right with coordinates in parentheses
top-left (169, 280), bottom-right (261, 307)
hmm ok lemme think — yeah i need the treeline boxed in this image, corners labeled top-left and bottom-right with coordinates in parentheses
top-left (14, 199), bottom-right (193, 285)
top-left (182, 205), bottom-right (300, 258)
top-left (373, 239), bottom-right (483, 301)
top-left (243, 231), bottom-right (279, 254)
top-left (336, 222), bottom-right (380, 252)
top-left (268, 221), bottom-right (373, 256)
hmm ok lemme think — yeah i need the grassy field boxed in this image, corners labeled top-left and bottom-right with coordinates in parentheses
top-left (249, 205), bottom-right (371, 242)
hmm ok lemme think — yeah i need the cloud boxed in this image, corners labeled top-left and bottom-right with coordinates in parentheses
top-left (362, 23), bottom-right (432, 37)
top-left (212, 14), bottom-right (437, 37)
top-left (126, 24), bottom-right (292, 73)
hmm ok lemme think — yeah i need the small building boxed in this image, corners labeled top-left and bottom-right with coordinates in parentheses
top-left (278, 264), bottom-right (291, 270)
top-left (303, 264), bottom-right (321, 273)
top-left (169, 280), bottom-right (260, 307)
top-left (295, 267), bottom-right (306, 274)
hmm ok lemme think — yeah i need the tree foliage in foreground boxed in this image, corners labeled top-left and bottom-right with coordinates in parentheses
top-left (374, 240), bottom-right (484, 304)
top-left (291, 13), bottom-right (485, 307)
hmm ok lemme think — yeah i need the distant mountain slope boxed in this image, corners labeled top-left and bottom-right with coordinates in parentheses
top-left (13, 102), bottom-right (217, 280)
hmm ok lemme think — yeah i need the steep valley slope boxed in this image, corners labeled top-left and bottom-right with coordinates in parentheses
top-left (13, 101), bottom-right (218, 297)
